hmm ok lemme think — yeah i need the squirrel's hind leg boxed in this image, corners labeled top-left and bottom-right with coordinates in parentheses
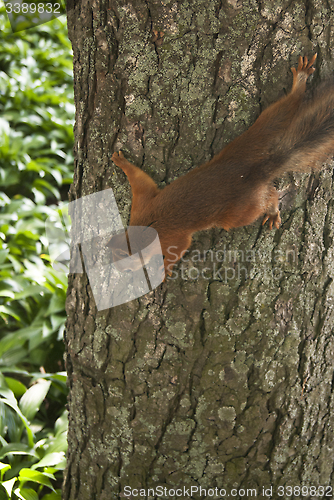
top-left (262, 186), bottom-right (281, 230)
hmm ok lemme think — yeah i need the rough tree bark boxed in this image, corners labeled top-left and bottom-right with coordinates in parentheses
top-left (64, 0), bottom-right (334, 498)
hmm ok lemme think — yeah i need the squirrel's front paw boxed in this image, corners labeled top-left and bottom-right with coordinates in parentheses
top-left (262, 211), bottom-right (281, 230)
top-left (291, 54), bottom-right (317, 78)
top-left (111, 150), bottom-right (125, 165)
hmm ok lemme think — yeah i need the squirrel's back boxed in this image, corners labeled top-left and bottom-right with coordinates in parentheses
top-left (110, 55), bottom-right (334, 277)
top-left (148, 79), bottom-right (334, 233)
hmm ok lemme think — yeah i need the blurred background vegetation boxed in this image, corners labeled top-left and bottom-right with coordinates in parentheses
top-left (0, 7), bottom-right (73, 499)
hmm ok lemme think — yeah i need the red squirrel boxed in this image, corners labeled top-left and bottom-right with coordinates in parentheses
top-left (109, 54), bottom-right (334, 278)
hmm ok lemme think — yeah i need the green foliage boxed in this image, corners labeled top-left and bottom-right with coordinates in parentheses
top-left (0, 8), bottom-right (74, 499)
top-left (0, 373), bottom-right (67, 499)
top-left (0, 10), bottom-right (73, 368)
top-left (0, 13), bottom-right (73, 202)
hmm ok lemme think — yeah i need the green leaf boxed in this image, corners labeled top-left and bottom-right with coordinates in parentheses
top-left (18, 469), bottom-right (55, 491)
top-left (32, 179), bottom-right (60, 200)
top-left (41, 433), bottom-right (67, 456)
top-left (54, 409), bottom-right (68, 435)
top-left (0, 306), bottom-right (20, 322)
top-left (0, 484), bottom-right (9, 500)
top-left (0, 386), bottom-right (17, 404)
top-left (0, 329), bottom-right (36, 359)
top-left (4, 377), bottom-right (26, 397)
top-left (1, 478), bottom-right (16, 497)
top-left (13, 488), bottom-right (39, 500)
top-left (0, 397), bottom-right (35, 448)
top-left (0, 443), bottom-right (38, 461)
top-left (31, 451), bottom-right (66, 470)
top-left (13, 285), bottom-right (48, 300)
top-left (0, 461), bottom-right (11, 480)
top-left (40, 491), bottom-right (62, 500)
top-left (0, 250), bottom-right (9, 265)
top-left (0, 346), bottom-right (29, 367)
top-left (19, 380), bottom-right (51, 421)
top-left (44, 294), bottom-right (65, 316)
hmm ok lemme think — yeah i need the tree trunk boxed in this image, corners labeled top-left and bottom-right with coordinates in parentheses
top-left (64, 0), bottom-right (334, 498)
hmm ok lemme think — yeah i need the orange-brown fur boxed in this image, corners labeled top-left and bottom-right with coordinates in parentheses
top-left (110, 55), bottom-right (334, 278)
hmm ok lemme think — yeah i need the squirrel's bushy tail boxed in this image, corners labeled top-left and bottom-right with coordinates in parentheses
top-left (270, 82), bottom-right (334, 178)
